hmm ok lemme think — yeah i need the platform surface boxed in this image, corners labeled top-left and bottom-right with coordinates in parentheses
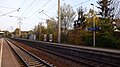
top-left (0, 38), bottom-right (21, 67)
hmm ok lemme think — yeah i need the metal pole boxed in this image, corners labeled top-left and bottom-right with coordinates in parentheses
top-left (93, 4), bottom-right (96, 47)
top-left (38, 23), bottom-right (40, 40)
top-left (38, 22), bottom-right (42, 40)
top-left (9, 15), bottom-right (25, 38)
top-left (58, 0), bottom-right (61, 43)
top-left (10, 26), bottom-right (13, 32)
top-left (18, 17), bottom-right (23, 38)
top-left (19, 21), bottom-right (21, 38)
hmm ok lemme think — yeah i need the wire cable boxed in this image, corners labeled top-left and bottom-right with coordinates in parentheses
top-left (20, 0), bottom-right (37, 16)
top-left (0, 8), bottom-right (20, 17)
top-left (31, 0), bottom-right (52, 16)
top-left (30, 0), bottom-right (41, 9)
top-left (73, 0), bottom-right (91, 8)
top-left (45, 3), bottom-right (56, 12)
top-left (19, 0), bottom-right (27, 7)
top-left (24, 0), bottom-right (41, 17)
top-left (0, 6), bottom-right (17, 9)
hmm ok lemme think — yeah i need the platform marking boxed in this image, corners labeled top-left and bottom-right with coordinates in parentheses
top-left (0, 38), bottom-right (3, 67)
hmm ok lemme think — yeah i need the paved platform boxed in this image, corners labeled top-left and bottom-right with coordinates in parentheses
top-left (0, 38), bottom-right (21, 67)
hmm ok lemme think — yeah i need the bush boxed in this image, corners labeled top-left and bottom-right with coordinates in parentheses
top-left (116, 39), bottom-right (120, 49)
top-left (96, 35), bottom-right (117, 48)
top-left (66, 30), bottom-right (86, 45)
top-left (84, 35), bottom-right (93, 46)
top-left (84, 32), bottom-right (119, 49)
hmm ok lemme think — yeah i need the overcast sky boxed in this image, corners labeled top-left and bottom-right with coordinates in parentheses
top-left (0, 0), bottom-right (98, 31)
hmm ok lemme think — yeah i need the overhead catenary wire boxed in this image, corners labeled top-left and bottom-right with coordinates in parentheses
top-left (0, 8), bottom-right (20, 17)
top-left (19, 0), bottom-right (27, 8)
top-left (0, 6), bottom-right (18, 9)
top-left (44, 3), bottom-right (57, 12)
top-left (44, 0), bottom-right (60, 12)
top-left (29, 0), bottom-right (42, 10)
top-left (20, 0), bottom-right (37, 17)
top-left (45, 0), bottom-right (91, 18)
top-left (73, 0), bottom-right (91, 8)
top-left (30, 0), bottom-right (52, 17)
top-left (39, 10), bottom-right (53, 20)
top-left (24, 0), bottom-right (42, 17)
top-left (39, 0), bottom-right (67, 19)
top-left (18, 0), bottom-right (27, 16)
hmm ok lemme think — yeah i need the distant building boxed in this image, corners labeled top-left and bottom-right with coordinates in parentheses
top-left (28, 34), bottom-right (36, 40)
top-left (21, 31), bottom-right (29, 38)
top-left (0, 32), bottom-right (4, 37)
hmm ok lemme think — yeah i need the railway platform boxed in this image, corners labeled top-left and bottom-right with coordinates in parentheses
top-left (0, 38), bottom-right (21, 67)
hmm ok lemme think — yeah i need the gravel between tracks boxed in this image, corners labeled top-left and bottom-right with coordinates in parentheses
top-left (10, 39), bottom-right (88, 67)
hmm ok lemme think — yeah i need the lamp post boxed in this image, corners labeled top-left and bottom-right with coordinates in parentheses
top-left (91, 3), bottom-right (96, 47)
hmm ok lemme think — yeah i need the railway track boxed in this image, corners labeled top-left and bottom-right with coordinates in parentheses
top-left (10, 38), bottom-right (120, 67)
top-left (5, 39), bottom-right (54, 67)
top-left (34, 45), bottom-right (118, 67)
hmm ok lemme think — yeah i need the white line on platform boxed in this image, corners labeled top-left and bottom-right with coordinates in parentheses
top-left (0, 38), bottom-right (3, 67)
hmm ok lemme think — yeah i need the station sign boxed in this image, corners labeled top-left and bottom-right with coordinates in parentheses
top-left (88, 27), bottom-right (101, 31)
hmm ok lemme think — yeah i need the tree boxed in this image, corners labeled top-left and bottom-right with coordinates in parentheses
top-left (33, 22), bottom-right (47, 40)
top-left (74, 7), bottom-right (86, 30)
top-left (85, 9), bottom-right (101, 30)
top-left (111, 0), bottom-right (120, 19)
top-left (14, 28), bottom-right (20, 37)
top-left (46, 18), bottom-right (58, 42)
top-left (97, 0), bottom-right (114, 18)
top-left (32, 19), bottom-right (58, 41)
top-left (60, 3), bottom-right (76, 34)
top-left (2, 30), bottom-right (10, 37)
top-left (46, 19), bottom-right (57, 34)
top-left (97, 0), bottom-right (114, 33)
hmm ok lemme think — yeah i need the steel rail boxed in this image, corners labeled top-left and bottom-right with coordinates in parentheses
top-left (5, 39), bottom-right (54, 67)
top-left (9, 38), bottom-right (120, 67)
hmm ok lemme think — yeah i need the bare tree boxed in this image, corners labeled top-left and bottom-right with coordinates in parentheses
top-left (74, 6), bottom-right (86, 30)
top-left (111, 0), bottom-right (120, 19)
top-left (97, 0), bottom-right (114, 18)
top-left (60, 3), bottom-right (76, 34)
